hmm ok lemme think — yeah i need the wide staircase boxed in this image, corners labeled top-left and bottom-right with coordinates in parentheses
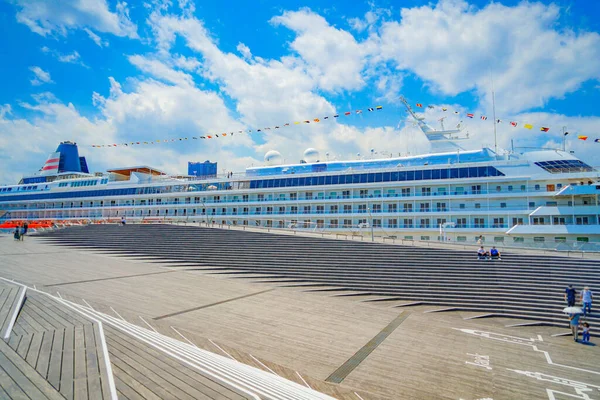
top-left (35, 224), bottom-right (600, 329)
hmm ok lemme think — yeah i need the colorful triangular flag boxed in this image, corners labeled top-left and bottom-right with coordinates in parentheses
top-left (578, 135), bottom-right (588, 141)
top-left (540, 127), bottom-right (549, 132)
top-left (524, 124), bottom-right (533, 130)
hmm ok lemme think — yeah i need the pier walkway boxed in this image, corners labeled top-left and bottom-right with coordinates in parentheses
top-left (0, 225), bottom-right (599, 399)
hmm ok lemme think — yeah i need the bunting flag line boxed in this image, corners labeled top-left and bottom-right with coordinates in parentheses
top-left (410, 100), bottom-right (598, 141)
top-left (90, 105), bottom-right (384, 148)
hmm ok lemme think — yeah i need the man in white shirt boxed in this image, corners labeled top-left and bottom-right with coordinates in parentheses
top-left (581, 286), bottom-right (593, 315)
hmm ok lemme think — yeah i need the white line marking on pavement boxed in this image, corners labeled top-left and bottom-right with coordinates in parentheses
top-left (110, 307), bottom-right (125, 321)
top-left (209, 339), bottom-right (236, 360)
top-left (139, 316), bottom-right (158, 332)
top-left (249, 354), bottom-right (278, 376)
top-left (82, 299), bottom-right (94, 310)
top-left (296, 371), bottom-right (311, 389)
top-left (171, 326), bottom-right (197, 347)
top-left (456, 328), bottom-right (600, 375)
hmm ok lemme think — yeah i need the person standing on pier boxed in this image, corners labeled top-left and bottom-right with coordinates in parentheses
top-left (581, 286), bottom-right (593, 315)
top-left (565, 285), bottom-right (577, 307)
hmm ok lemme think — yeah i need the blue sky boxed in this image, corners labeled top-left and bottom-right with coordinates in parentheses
top-left (1, 0), bottom-right (599, 183)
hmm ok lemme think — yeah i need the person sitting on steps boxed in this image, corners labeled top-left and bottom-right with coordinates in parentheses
top-left (477, 246), bottom-right (489, 260)
top-left (490, 246), bottom-right (501, 260)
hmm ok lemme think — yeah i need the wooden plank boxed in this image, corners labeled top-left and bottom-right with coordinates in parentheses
top-left (0, 287), bottom-right (17, 333)
top-left (7, 332), bottom-right (22, 351)
top-left (0, 287), bottom-right (12, 327)
top-left (93, 323), bottom-right (113, 400)
top-left (60, 326), bottom-right (75, 400)
top-left (84, 323), bottom-right (103, 400)
top-left (16, 333), bottom-right (33, 359)
top-left (35, 329), bottom-right (55, 378)
top-left (0, 339), bottom-right (65, 400)
top-left (21, 300), bottom-right (64, 331)
top-left (0, 382), bottom-right (14, 400)
top-left (111, 364), bottom-right (162, 400)
top-left (13, 312), bottom-right (37, 336)
top-left (74, 326), bottom-right (88, 400)
top-left (106, 336), bottom-right (213, 400)
top-left (27, 294), bottom-right (91, 326)
top-left (47, 328), bottom-right (65, 391)
top-left (0, 364), bottom-right (29, 400)
top-left (17, 306), bottom-right (48, 333)
top-left (25, 331), bottom-right (43, 367)
top-left (25, 296), bottom-right (76, 330)
top-left (11, 320), bottom-right (28, 337)
top-left (109, 351), bottom-right (183, 400)
top-left (106, 332), bottom-right (242, 400)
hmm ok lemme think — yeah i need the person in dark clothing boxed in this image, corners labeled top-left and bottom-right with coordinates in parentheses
top-left (13, 226), bottom-right (21, 241)
top-left (20, 222), bottom-right (28, 241)
top-left (565, 285), bottom-right (577, 307)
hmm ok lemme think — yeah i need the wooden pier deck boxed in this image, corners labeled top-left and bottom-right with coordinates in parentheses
top-left (0, 227), bottom-right (599, 399)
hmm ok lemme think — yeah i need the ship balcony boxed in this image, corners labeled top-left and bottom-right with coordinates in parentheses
top-left (506, 224), bottom-right (600, 236)
top-left (529, 205), bottom-right (600, 217)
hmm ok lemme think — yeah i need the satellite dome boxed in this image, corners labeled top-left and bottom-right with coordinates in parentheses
top-left (264, 150), bottom-right (283, 166)
top-left (303, 148), bottom-right (320, 163)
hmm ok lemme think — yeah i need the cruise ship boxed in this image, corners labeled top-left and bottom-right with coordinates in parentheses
top-left (1, 101), bottom-right (599, 248)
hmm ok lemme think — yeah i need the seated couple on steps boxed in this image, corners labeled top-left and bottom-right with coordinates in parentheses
top-left (477, 246), bottom-right (501, 260)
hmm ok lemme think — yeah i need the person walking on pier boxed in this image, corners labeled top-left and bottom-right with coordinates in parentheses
top-left (581, 286), bottom-right (593, 315)
top-left (565, 285), bottom-right (577, 307)
top-left (569, 312), bottom-right (581, 342)
top-left (581, 322), bottom-right (591, 344)
top-left (21, 222), bottom-right (28, 240)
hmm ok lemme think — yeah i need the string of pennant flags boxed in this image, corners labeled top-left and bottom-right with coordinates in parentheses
top-left (90, 105), bottom-right (384, 148)
top-left (413, 103), bottom-right (598, 142)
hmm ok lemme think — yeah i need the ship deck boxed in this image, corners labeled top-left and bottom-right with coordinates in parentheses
top-left (1, 229), bottom-right (599, 399)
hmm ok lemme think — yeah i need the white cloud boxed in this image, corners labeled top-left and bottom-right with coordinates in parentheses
top-left (29, 66), bottom-right (53, 86)
top-left (84, 28), bottom-right (109, 47)
top-left (128, 54), bottom-right (194, 87)
top-left (236, 43), bottom-right (252, 60)
top-left (13, 0), bottom-right (137, 39)
top-left (171, 55), bottom-right (200, 71)
top-left (271, 9), bottom-right (369, 92)
top-left (378, 0), bottom-right (600, 112)
top-left (0, 104), bottom-right (12, 118)
top-left (41, 47), bottom-right (88, 68)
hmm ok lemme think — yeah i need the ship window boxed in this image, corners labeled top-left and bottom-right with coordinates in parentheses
top-left (494, 237), bottom-right (505, 243)
top-left (422, 170), bottom-right (431, 180)
top-left (577, 237), bottom-right (589, 242)
top-left (534, 237), bottom-right (545, 242)
top-left (535, 160), bottom-right (594, 173)
top-left (456, 236), bottom-right (467, 242)
top-left (555, 237), bottom-right (567, 243)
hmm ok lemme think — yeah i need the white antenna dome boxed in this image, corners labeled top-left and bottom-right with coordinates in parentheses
top-left (303, 148), bottom-right (320, 163)
top-left (264, 150), bottom-right (283, 166)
